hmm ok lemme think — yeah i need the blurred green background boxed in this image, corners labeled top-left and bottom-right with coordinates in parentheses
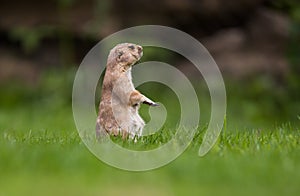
top-left (0, 0), bottom-right (299, 195)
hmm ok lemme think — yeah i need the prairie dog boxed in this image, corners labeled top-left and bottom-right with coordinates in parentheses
top-left (96, 43), bottom-right (158, 139)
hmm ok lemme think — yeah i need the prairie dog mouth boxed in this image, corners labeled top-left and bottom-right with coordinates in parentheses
top-left (132, 54), bottom-right (138, 60)
top-left (133, 53), bottom-right (142, 60)
top-left (132, 55), bottom-right (141, 66)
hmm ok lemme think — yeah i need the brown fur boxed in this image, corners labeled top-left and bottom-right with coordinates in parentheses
top-left (96, 43), bottom-right (157, 139)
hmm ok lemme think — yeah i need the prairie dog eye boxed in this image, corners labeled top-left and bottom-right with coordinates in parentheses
top-left (128, 45), bottom-right (135, 50)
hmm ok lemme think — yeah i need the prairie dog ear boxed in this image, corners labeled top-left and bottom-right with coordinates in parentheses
top-left (117, 50), bottom-right (124, 60)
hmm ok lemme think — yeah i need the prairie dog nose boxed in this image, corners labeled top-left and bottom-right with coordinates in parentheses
top-left (137, 46), bottom-right (143, 54)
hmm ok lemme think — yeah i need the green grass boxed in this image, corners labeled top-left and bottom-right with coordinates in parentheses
top-left (0, 70), bottom-right (300, 195)
top-left (1, 125), bottom-right (299, 196)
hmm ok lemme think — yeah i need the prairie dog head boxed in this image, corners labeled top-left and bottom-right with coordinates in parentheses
top-left (107, 43), bottom-right (143, 71)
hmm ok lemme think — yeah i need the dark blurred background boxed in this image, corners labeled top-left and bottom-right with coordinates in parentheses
top-left (0, 0), bottom-right (299, 127)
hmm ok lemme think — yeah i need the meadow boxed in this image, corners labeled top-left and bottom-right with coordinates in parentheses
top-left (0, 69), bottom-right (299, 196)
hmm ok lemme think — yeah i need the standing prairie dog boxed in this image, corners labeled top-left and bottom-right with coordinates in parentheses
top-left (96, 43), bottom-right (158, 139)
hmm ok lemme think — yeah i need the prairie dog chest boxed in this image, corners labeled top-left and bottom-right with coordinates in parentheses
top-left (112, 69), bottom-right (135, 103)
